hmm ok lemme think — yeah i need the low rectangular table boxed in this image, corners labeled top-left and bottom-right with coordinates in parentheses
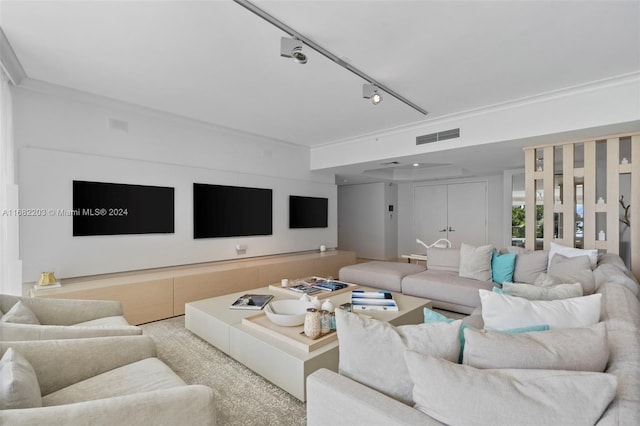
top-left (185, 284), bottom-right (431, 401)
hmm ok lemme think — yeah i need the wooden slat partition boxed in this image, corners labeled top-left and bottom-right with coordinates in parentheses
top-left (523, 132), bottom-right (640, 280)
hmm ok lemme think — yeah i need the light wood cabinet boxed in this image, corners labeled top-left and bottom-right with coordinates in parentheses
top-left (32, 250), bottom-right (356, 324)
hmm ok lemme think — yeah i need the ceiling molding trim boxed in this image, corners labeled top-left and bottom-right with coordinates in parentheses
top-left (16, 78), bottom-right (309, 152)
top-left (315, 71), bottom-right (640, 149)
top-left (233, 0), bottom-right (428, 116)
top-left (0, 27), bottom-right (26, 85)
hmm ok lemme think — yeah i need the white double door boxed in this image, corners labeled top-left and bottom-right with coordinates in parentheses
top-left (414, 181), bottom-right (487, 248)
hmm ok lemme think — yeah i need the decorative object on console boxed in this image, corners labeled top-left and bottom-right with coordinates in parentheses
top-left (37, 272), bottom-right (58, 286)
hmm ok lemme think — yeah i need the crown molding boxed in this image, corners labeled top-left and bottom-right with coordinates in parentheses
top-left (0, 27), bottom-right (26, 85)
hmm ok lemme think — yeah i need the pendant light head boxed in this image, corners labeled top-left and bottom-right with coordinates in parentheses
top-left (363, 83), bottom-right (383, 105)
top-left (281, 37), bottom-right (307, 64)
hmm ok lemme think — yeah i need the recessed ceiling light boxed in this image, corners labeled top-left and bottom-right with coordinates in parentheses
top-left (413, 163), bottom-right (419, 167)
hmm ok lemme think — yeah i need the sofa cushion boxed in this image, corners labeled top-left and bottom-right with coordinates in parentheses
top-left (491, 251), bottom-right (516, 284)
top-left (73, 316), bottom-right (131, 327)
top-left (402, 270), bottom-right (494, 309)
top-left (506, 248), bottom-right (548, 284)
top-left (404, 351), bottom-right (618, 426)
top-left (1, 301), bottom-right (41, 324)
top-left (335, 309), bottom-right (460, 405)
top-left (501, 281), bottom-right (583, 300)
top-left (547, 253), bottom-right (596, 295)
top-left (426, 247), bottom-right (460, 272)
top-left (549, 242), bottom-right (598, 269)
top-left (480, 290), bottom-right (601, 330)
top-left (0, 348), bottom-right (43, 409)
top-left (462, 322), bottom-right (609, 371)
top-left (338, 261), bottom-right (425, 292)
top-left (42, 358), bottom-right (186, 406)
top-left (425, 307), bottom-right (549, 363)
top-left (459, 243), bottom-right (493, 281)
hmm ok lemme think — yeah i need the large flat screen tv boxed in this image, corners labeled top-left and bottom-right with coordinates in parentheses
top-left (193, 183), bottom-right (272, 238)
top-left (73, 180), bottom-right (175, 236)
top-left (289, 195), bottom-right (328, 228)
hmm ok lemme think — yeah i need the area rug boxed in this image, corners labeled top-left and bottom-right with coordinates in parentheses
top-left (140, 316), bottom-right (306, 426)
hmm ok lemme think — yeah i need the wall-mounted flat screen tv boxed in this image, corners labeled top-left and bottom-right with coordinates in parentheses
top-left (289, 195), bottom-right (328, 228)
top-left (73, 180), bottom-right (175, 236)
top-left (193, 183), bottom-right (272, 238)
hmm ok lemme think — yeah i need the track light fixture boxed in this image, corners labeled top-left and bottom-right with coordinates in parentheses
top-left (280, 37), bottom-right (307, 64)
top-left (234, 0), bottom-right (427, 114)
top-left (363, 83), bottom-right (383, 105)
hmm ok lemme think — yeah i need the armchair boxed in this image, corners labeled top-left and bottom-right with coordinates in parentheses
top-left (0, 336), bottom-right (216, 425)
top-left (0, 294), bottom-right (141, 341)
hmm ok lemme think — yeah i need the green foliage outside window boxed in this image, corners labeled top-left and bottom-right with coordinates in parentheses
top-left (512, 205), bottom-right (544, 239)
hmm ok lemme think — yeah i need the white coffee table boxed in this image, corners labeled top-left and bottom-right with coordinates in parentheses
top-left (185, 284), bottom-right (431, 401)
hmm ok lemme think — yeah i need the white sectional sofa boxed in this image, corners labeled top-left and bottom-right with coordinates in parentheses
top-left (312, 253), bottom-right (640, 425)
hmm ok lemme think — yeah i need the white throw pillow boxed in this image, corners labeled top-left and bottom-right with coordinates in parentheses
top-left (0, 348), bottom-right (43, 409)
top-left (462, 323), bottom-right (609, 371)
top-left (479, 289), bottom-right (601, 330)
top-left (0, 301), bottom-right (40, 324)
top-left (459, 243), bottom-right (493, 281)
top-left (335, 309), bottom-right (461, 405)
top-left (405, 351), bottom-right (617, 426)
top-left (501, 282), bottom-right (583, 300)
top-left (548, 242), bottom-right (598, 270)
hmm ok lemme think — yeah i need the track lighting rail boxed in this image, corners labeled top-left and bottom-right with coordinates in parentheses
top-left (233, 0), bottom-right (428, 115)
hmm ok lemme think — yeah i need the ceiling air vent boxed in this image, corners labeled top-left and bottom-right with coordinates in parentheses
top-left (380, 161), bottom-right (400, 166)
top-left (416, 128), bottom-right (460, 145)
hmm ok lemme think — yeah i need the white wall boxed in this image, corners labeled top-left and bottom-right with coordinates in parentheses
top-left (311, 74), bottom-right (640, 170)
top-left (13, 85), bottom-right (337, 282)
top-left (398, 175), bottom-right (504, 255)
top-left (337, 182), bottom-right (399, 260)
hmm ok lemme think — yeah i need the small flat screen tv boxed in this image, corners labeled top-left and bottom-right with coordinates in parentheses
top-left (289, 195), bottom-right (328, 229)
top-left (193, 183), bottom-right (272, 238)
top-left (73, 180), bottom-right (174, 236)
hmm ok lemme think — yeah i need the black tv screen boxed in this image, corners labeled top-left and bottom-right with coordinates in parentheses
top-left (289, 195), bottom-right (328, 228)
top-left (73, 181), bottom-right (174, 236)
top-left (193, 183), bottom-right (272, 238)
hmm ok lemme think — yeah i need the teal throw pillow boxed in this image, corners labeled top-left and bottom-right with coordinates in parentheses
top-left (492, 286), bottom-right (509, 295)
top-left (492, 251), bottom-right (516, 284)
top-left (423, 307), bottom-right (550, 363)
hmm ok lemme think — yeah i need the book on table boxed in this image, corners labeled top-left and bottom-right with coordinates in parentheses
top-left (229, 294), bottom-right (274, 310)
top-left (351, 290), bottom-right (399, 311)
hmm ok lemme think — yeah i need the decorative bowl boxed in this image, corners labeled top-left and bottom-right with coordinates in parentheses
top-left (264, 299), bottom-right (313, 327)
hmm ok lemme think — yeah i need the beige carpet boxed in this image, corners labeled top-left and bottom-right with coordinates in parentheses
top-left (140, 316), bottom-right (306, 426)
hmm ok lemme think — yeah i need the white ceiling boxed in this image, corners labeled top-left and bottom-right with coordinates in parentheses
top-left (2, 0), bottom-right (639, 181)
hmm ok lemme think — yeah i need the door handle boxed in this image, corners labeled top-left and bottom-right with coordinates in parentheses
top-left (448, 227), bottom-right (456, 232)
top-left (439, 228), bottom-right (447, 232)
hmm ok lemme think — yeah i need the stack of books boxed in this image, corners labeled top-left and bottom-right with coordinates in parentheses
top-left (351, 290), bottom-right (398, 311)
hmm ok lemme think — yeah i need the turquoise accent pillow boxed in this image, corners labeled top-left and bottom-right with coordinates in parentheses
top-left (423, 307), bottom-right (550, 363)
top-left (492, 251), bottom-right (516, 284)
